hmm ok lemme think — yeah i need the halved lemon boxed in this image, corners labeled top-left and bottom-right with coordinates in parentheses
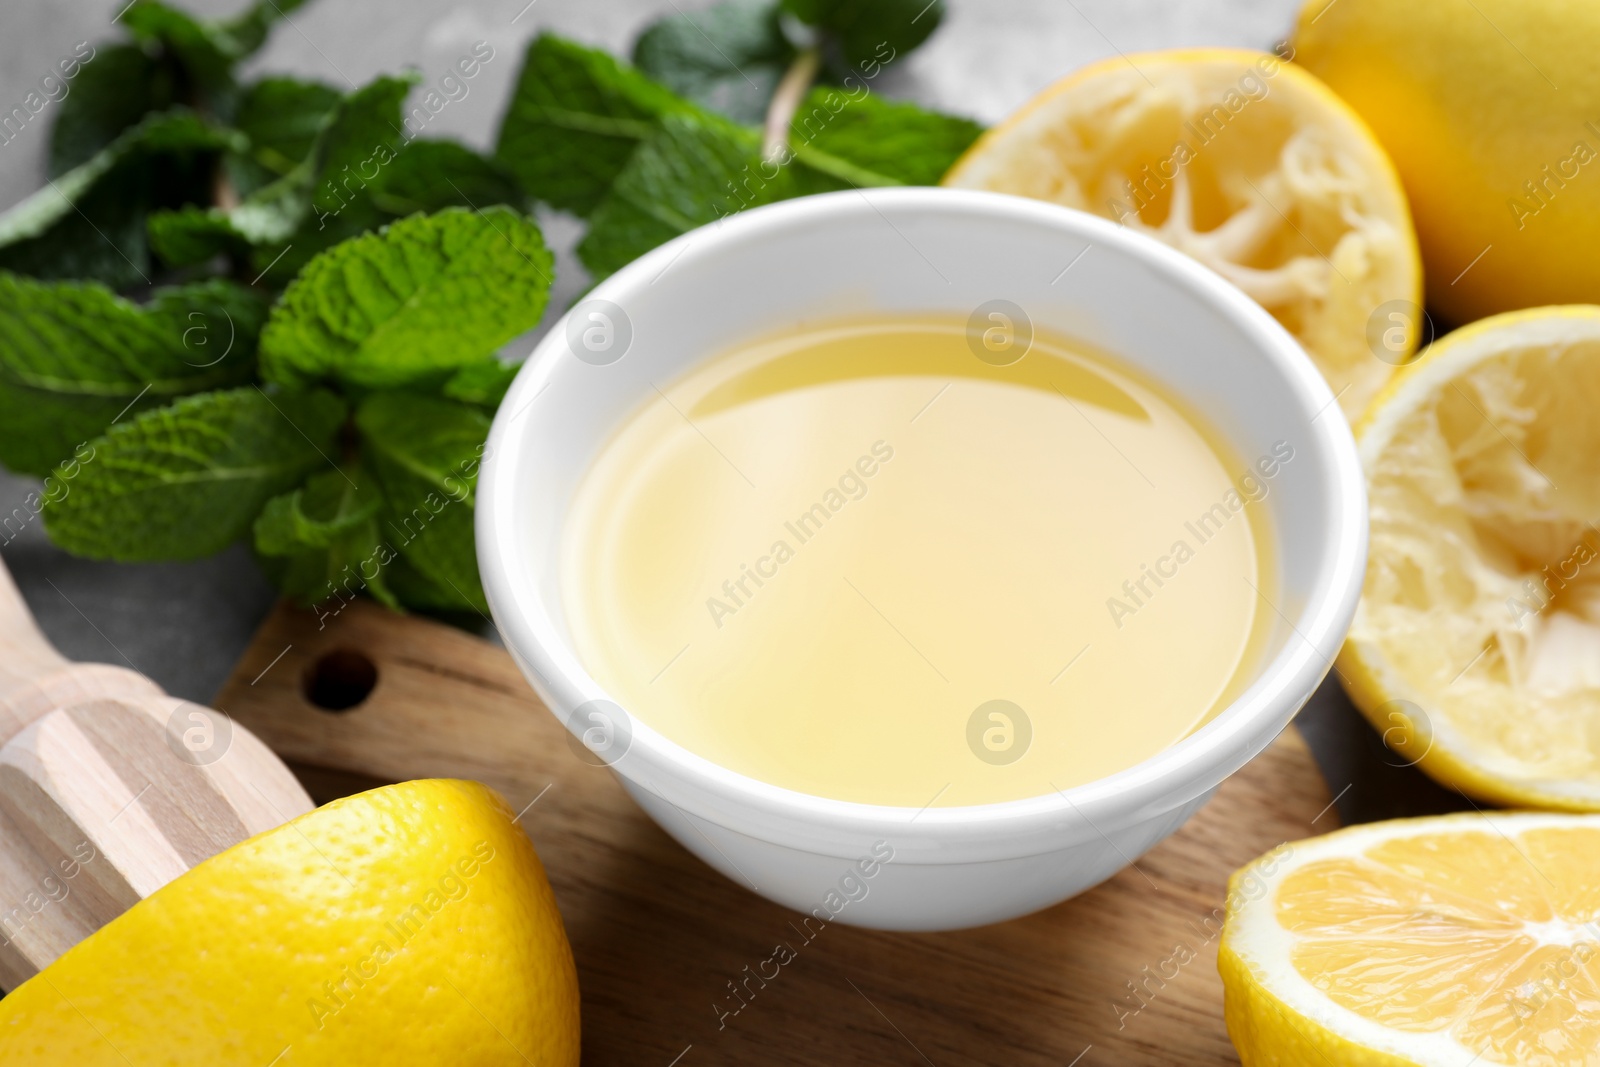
top-left (1339, 306), bottom-right (1600, 810)
top-left (0, 780), bottom-right (580, 1065)
top-left (1221, 812), bottom-right (1600, 1066)
top-left (943, 48), bottom-right (1421, 420)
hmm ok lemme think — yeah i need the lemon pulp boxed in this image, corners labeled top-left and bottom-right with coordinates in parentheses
top-left (944, 48), bottom-right (1420, 420)
top-left (1339, 307), bottom-right (1600, 809)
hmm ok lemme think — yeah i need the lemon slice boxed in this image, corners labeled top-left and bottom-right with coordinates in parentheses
top-left (1339, 306), bottom-right (1600, 810)
top-left (1221, 812), bottom-right (1600, 1066)
top-left (943, 48), bottom-right (1421, 420)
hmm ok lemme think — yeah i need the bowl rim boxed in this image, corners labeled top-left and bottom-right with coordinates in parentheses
top-left (477, 187), bottom-right (1367, 852)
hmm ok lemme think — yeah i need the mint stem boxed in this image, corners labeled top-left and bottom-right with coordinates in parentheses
top-left (213, 165), bottom-right (241, 213)
top-left (763, 45), bottom-right (821, 164)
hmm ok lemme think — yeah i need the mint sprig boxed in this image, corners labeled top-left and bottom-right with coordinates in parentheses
top-left (0, 0), bottom-right (974, 617)
top-left (46, 204), bottom-right (551, 604)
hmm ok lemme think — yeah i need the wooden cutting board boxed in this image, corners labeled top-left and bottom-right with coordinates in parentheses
top-left (216, 599), bottom-right (1339, 1066)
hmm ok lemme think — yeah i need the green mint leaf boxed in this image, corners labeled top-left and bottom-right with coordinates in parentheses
top-left (248, 72), bottom-right (417, 283)
top-left (42, 386), bottom-right (346, 562)
top-left (149, 146), bottom-right (322, 269)
top-left (368, 140), bottom-right (528, 216)
top-left (146, 205), bottom-right (249, 268)
top-left (170, 76), bottom-right (345, 267)
top-left (47, 43), bottom-right (172, 177)
top-left (0, 177), bottom-right (153, 289)
top-left (254, 466), bottom-right (378, 553)
top-left (120, 0), bottom-right (309, 100)
top-left (217, 0), bottom-right (313, 59)
top-left (356, 392), bottom-right (488, 613)
top-left (633, 0), bottom-right (796, 124)
top-left (49, 0), bottom-right (304, 175)
top-left (790, 86), bottom-right (981, 186)
top-left (0, 277), bottom-right (252, 475)
top-left (143, 278), bottom-right (273, 374)
top-left (254, 464), bottom-right (400, 609)
top-left (0, 110), bottom-right (239, 243)
top-left (578, 111), bottom-right (791, 279)
top-left (148, 161), bottom-right (327, 268)
top-left (0, 274), bottom-right (268, 475)
top-left (380, 552), bottom-right (470, 612)
top-left (309, 74), bottom-right (415, 202)
top-left (147, 75), bottom-right (413, 277)
top-left (119, 1), bottom-right (239, 101)
top-left (0, 109), bottom-right (240, 287)
top-left (781, 0), bottom-right (945, 66)
top-left (495, 33), bottom-right (694, 216)
top-left (229, 76), bottom-right (343, 192)
top-left (259, 206), bottom-right (552, 390)
top-left (574, 93), bottom-right (974, 279)
top-left (441, 358), bottom-right (520, 408)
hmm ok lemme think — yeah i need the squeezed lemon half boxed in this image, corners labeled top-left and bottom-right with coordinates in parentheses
top-left (1340, 306), bottom-right (1600, 810)
top-left (944, 48), bottom-right (1421, 420)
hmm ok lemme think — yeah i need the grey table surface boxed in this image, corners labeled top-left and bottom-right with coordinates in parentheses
top-left (0, 0), bottom-right (1463, 824)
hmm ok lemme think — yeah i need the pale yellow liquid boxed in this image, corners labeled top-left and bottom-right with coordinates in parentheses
top-left (561, 319), bottom-right (1276, 807)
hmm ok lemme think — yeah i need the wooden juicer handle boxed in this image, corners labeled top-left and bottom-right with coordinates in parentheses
top-left (0, 559), bottom-right (313, 988)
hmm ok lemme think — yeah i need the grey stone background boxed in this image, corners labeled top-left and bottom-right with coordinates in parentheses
top-left (0, 0), bottom-right (1459, 822)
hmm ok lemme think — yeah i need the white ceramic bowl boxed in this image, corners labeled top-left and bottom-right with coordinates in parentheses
top-left (478, 188), bottom-right (1366, 931)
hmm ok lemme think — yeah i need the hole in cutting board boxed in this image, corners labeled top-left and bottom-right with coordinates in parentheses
top-left (304, 649), bottom-right (378, 711)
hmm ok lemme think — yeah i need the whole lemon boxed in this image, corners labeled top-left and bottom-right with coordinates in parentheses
top-left (0, 779), bottom-right (581, 1066)
top-left (1295, 0), bottom-right (1600, 324)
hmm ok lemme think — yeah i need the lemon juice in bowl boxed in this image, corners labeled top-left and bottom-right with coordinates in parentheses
top-left (560, 315), bottom-right (1284, 807)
